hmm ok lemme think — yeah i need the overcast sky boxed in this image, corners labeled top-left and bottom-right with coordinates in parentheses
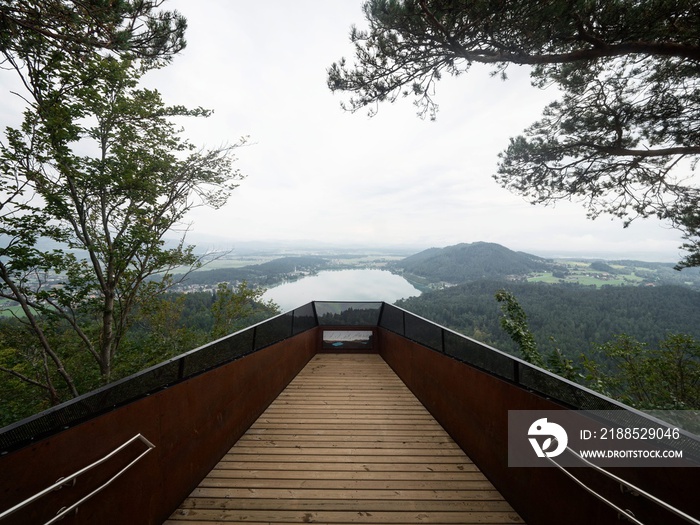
top-left (3, 1), bottom-right (692, 261)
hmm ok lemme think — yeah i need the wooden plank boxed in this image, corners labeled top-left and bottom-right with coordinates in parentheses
top-left (205, 470), bottom-right (489, 482)
top-left (260, 408), bottom-right (432, 415)
top-left (224, 446), bottom-right (465, 456)
top-left (237, 435), bottom-right (458, 444)
top-left (220, 454), bottom-right (469, 465)
top-left (252, 417), bottom-right (438, 424)
top-left (243, 428), bottom-right (452, 437)
top-left (187, 488), bottom-right (506, 501)
top-left (244, 423), bottom-right (443, 431)
top-left (167, 354), bottom-right (524, 524)
top-left (196, 478), bottom-right (499, 491)
top-left (207, 461), bottom-right (479, 472)
top-left (234, 439), bottom-right (462, 449)
top-left (177, 498), bottom-right (517, 512)
top-left (166, 509), bottom-right (523, 523)
top-left (209, 463), bottom-right (486, 481)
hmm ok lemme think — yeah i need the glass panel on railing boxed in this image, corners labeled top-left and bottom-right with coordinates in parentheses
top-left (322, 330), bottom-right (374, 350)
top-left (254, 311), bottom-right (294, 349)
top-left (378, 303), bottom-right (404, 334)
top-left (315, 302), bottom-right (382, 325)
top-left (292, 302), bottom-right (317, 334)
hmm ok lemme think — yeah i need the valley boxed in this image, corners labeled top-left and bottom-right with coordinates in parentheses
top-left (180, 241), bottom-right (700, 292)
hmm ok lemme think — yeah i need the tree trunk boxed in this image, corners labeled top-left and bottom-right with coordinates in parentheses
top-left (100, 290), bottom-right (116, 381)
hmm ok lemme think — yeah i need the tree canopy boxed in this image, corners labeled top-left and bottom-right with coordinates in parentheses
top-left (0, 0), bottom-right (187, 67)
top-left (327, 0), bottom-right (700, 268)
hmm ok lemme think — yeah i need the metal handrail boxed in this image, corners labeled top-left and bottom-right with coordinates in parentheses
top-left (0, 433), bottom-right (155, 523)
top-left (547, 445), bottom-right (700, 525)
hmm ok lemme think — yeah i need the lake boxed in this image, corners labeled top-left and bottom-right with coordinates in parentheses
top-left (261, 269), bottom-right (421, 312)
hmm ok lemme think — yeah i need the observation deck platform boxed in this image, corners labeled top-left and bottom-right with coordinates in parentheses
top-left (165, 353), bottom-right (524, 524)
top-left (2, 302), bottom-right (696, 525)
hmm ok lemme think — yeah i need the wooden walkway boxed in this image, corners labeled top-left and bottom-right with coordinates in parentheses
top-left (165, 353), bottom-right (524, 524)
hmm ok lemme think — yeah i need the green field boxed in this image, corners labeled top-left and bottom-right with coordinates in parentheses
top-left (0, 304), bottom-right (29, 317)
top-left (527, 260), bottom-right (650, 288)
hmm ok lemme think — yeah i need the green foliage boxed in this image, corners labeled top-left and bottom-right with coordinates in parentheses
top-left (589, 261), bottom-right (618, 274)
top-left (0, 0), bottom-right (187, 67)
top-left (495, 55), bottom-right (700, 269)
top-left (0, 348), bottom-right (49, 426)
top-left (211, 282), bottom-right (279, 340)
top-left (115, 290), bottom-right (197, 374)
top-left (545, 345), bottom-right (579, 382)
top-left (403, 280), bottom-right (700, 409)
top-left (584, 334), bottom-right (700, 409)
top-left (1, 55), bottom-right (243, 384)
top-left (0, 285), bottom-right (281, 427)
top-left (328, 1), bottom-right (700, 267)
top-left (0, 2), bottom-right (244, 406)
top-left (495, 289), bottom-right (543, 367)
top-left (495, 289), bottom-right (580, 381)
top-left (397, 281), bottom-right (700, 357)
top-left (121, 282), bottom-right (279, 370)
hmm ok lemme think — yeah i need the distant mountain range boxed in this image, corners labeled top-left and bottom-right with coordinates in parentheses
top-left (173, 240), bottom-right (700, 291)
top-left (178, 241), bottom-right (553, 289)
top-left (389, 242), bottom-right (552, 284)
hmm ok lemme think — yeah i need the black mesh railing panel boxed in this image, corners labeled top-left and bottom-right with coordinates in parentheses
top-left (378, 303), bottom-right (404, 334)
top-left (443, 330), bottom-right (516, 381)
top-left (0, 307), bottom-right (318, 454)
top-left (315, 302), bottom-right (382, 326)
top-left (254, 311), bottom-right (294, 349)
top-left (292, 303), bottom-right (317, 335)
top-left (0, 360), bottom-right (182, 452)
top-left (404, 312), bottom-right (443, 352)
top-left (517, 365), bottom-right (621, 410)
top-left (181, 329), bottom-right (255, 378)
top-left (86, 360), bottom-right (181, 411)
top-left (0, 417), bottom-right (51, 452)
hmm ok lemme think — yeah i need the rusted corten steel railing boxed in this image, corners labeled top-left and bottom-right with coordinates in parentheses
top-left (0, 301), bottom-right (698, 525)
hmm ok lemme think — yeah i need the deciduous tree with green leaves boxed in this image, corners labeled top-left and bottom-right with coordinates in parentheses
top-left (495, 288), bottom-right (577, 380)
top-left (0, 2), bottom-right (244, 405)
top-left (495, 290), bottom-right (700, 409)
top-left (495, 289), bottom-right (543, 368)
top-left (211, 282), bottom-right (279, 340)
top-left (328, 0), bottom-right (700, 267)
top-left (584, 333), bottom-right (700, 409)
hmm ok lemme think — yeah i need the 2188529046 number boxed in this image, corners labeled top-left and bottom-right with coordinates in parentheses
top-left (599, 427), bottom-right (681, 440)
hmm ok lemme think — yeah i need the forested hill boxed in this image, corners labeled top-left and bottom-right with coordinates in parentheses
top-left (390, 242), bottom-right (551, 283)
top-left (177, 256), bottom-right (330, 287)
top-left (396, 281), bottom-right (700, 357)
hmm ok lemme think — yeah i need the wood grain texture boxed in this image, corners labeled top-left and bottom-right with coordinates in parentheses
top-left (165, 353), bottom-right (524, 524)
